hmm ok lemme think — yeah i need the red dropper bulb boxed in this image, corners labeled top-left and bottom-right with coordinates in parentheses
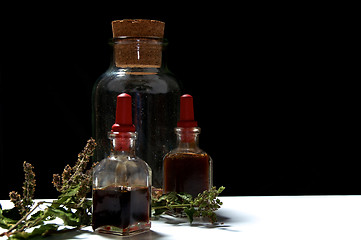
top-left (112, 93), bottom-right (136, 132)
top-left (177, 94), bottom-right (198, 128)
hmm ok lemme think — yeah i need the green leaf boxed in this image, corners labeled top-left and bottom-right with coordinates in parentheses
top-left (184, 207), bottom-right (196, 224)
top-left (9, 224), bottom-right (59, 240)
top-left (163, 192), bottom-right (178, 204)
top-left (217, 186), bottom-right (225, 194)
top-left (47, 207), bottom-right (81, 227)
top-left (177, 193), bottom-right (193, 202)
top-left (0, 206), bottom-right (20, 229)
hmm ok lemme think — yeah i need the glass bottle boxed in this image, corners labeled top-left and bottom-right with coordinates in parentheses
top-left (163, 94), bottom-right (213, 198)
top-left (92, 19), bottom-right (181, 189)
top-left (92, 93), bottom-right (152, 236)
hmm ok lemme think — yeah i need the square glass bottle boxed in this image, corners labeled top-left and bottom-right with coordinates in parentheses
top-left (92, 93), bottom-right (152, 236)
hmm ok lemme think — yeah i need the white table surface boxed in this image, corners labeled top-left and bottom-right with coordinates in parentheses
top-left (1, 195), bottom-right (361, 240)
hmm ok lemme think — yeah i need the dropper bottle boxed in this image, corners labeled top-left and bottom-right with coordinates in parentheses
top-left (163, 94), bottom-right (213, 198)
top-left (92, 93), bottom-right (152, 236)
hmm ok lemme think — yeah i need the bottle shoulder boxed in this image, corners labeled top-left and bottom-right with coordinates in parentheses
top-left (164, 148), bottom-right (209, 159)
top-left (93, 156), bottom-right (151, 188)
top-left (94, 69), bottom-right (181, 94)
top-left (93, 156), bottom-right (150, 175)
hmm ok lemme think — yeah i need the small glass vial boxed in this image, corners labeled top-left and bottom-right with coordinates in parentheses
top-left (163, 94), bottom-right (213, 198)
top-left (92, 93), bottom-right (151, 236)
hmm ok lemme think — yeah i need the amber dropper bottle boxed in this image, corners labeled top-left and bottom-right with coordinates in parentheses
top-left (163, 94), bottom-right (213, 198)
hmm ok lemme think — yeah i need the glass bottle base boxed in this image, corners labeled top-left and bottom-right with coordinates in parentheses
top-left (94, 222), bottom-right (151, 236)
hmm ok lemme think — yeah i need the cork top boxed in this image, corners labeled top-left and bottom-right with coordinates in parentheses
top-left (112, 19), bottom-right (165, 39)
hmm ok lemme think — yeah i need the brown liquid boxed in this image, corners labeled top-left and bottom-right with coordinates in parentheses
top-left (92, 186), bottom-right (150, 231)
top-left (163, 152), bottom-right (210, 197)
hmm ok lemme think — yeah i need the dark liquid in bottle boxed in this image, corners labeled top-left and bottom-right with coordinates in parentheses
top-left (92, 186), bottom-right (150, 231)
top-left (163, 152), bottom-right (210, 198)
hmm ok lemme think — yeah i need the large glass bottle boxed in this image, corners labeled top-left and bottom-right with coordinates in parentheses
top-left (93, 19), bottom-right (181, 188)
top-left (92, 93), bottom-right (151, 236)
top-left (163, 94), bottom-right (213, 198)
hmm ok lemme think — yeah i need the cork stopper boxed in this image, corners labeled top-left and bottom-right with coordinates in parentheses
top-left (112, 19), bottom-right (165, 39)
top-left (111, 19), bottom-right (165, 68)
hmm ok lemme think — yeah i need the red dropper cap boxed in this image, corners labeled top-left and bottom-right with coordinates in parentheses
top-left (112, 93), bottom-right (136, 132)
top-left (177, 94), bottom-right (198, 128)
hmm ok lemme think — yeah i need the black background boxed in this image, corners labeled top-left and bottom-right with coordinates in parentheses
top-left (0, 3), bottom-right (358, 199)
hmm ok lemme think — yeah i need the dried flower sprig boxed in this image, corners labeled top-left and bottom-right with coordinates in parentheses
top-left (9, 161), bottom-right (36, 216)
top-left (1, 138), bottom-right (98, 239)
top-left (53, 138), bottom-right (97, 196)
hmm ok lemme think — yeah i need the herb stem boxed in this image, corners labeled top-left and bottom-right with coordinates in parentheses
top-left (6, 201), bottom-right (46, 234)
top-left (152, 204), bottom-right (191, 210)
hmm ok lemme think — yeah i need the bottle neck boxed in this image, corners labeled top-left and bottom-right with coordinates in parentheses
top-left (175, 127), bottom-right (201, 150)
top-left (112, 37), bottom-right (163, 68)
top-left (108, 132), bottom-right (137, 157)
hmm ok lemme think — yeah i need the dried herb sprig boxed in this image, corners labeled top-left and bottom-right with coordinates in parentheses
top-left (152, 186), bottom-right (225, 224)
top-left (1, 138), bottom-right (97, 239)
top-left (53, 138), bottom-right (97, 196)
top-left (9, 161), bottom-right (36, 216)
